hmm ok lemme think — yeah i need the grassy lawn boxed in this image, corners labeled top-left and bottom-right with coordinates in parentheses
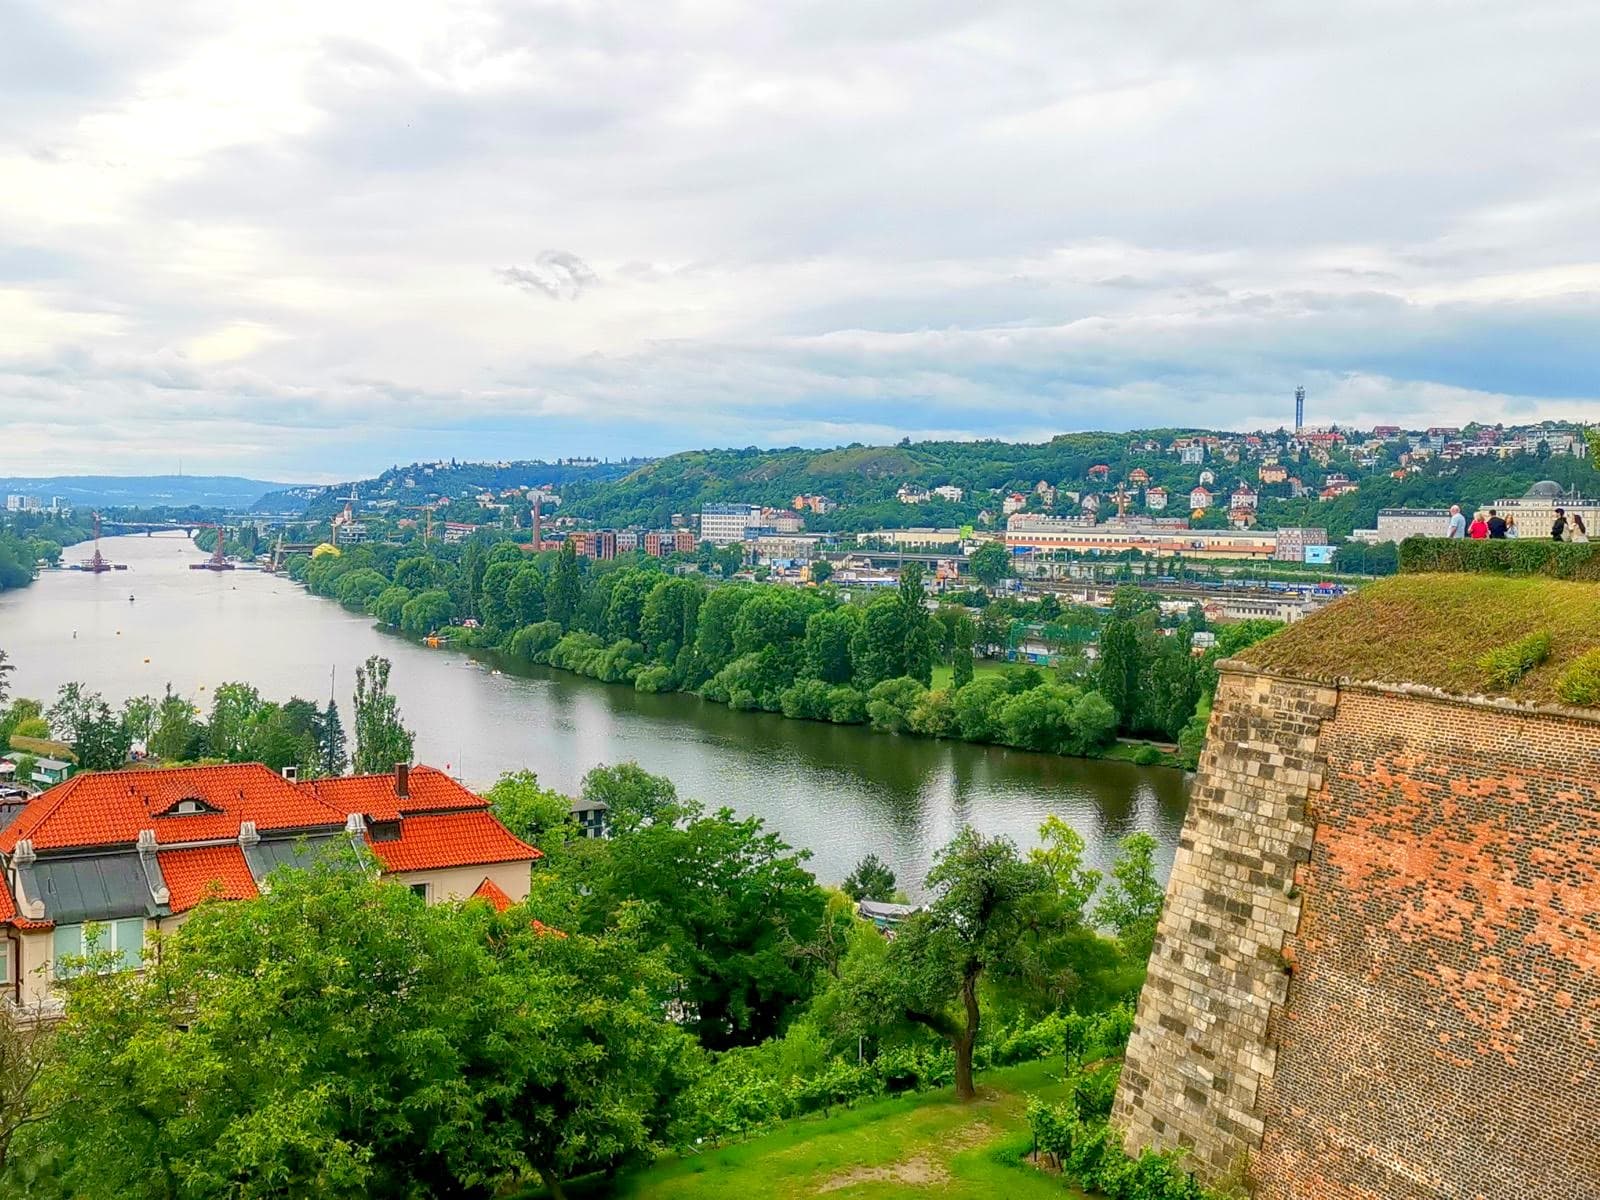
top-left (929, 659), bottom-right (1013, 690)
top-left (565, 1059), bottom-right (1090, 1200)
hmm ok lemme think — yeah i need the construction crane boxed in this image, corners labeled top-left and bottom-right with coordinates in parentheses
top-left (188, 523), bottom-right (236, 571)
top-left (406, 503), bottom-right (442, 546)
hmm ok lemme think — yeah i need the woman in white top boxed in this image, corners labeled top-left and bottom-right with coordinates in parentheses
top-left (1570, 514), bottom-right (1590, 543)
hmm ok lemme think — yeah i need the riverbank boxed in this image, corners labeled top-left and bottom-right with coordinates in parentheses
top-left (335, 597), bottom-right (1190, 772)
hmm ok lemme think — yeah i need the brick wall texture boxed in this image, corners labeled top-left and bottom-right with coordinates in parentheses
top-left (1116, 665), bottom-right (1600, 1199)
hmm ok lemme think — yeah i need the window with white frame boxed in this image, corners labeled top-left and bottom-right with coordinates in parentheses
top-left (52, 918), bottom-right (145, 977)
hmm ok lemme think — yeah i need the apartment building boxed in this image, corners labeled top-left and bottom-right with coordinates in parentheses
top-left (700, 503), bottom-right (761, 546)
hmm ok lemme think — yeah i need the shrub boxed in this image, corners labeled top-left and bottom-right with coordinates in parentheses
top-left (779, 678), bottom-right (833, 721)
top-left (1399, 536), bottom-right (1600, 580)
top-left (1132, 744), bottom-right (1162, 766)
top-left (826, 686), bottom-right (867, 724)
top-left (866, 677), bottom-right (927, 734)
top-left (634, 665), bottom-right (672, 693)
top-left (1556, 648), bottom-right (1600, 707)
top-left (908, 687), bottom-right (956, 738)
top-left (508, 621), bottom-right (563, 663)
top-left (547, 631), bottom-right (605, 672)
top-left (1476, 629), bottom-right (1552, 690)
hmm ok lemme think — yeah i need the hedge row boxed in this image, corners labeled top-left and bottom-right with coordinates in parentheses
top-left (1398, 536), bottom-right (1600, 580)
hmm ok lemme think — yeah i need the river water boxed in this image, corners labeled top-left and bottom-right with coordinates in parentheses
top-left (0, 534), bottom-right (1188, 893)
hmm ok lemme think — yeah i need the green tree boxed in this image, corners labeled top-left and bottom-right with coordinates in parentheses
top-left (0, 649), bottom-right (11, 708)
top-left (898, 564), bottom-right (936, 685)
top-left (21, 856), bottom-right (690, 1200)
top-left (334, 567), bottom-right (389, 609)
top-left (320, 699), bottom-right (349, 777)
top-left (849, 828), bottom-right (1052, 1100)
top-left (0, 994), bottom-right (51, 1176)
top-left (47, 683), bottom-right (131, 771)
top-left (207, 682), bottom-right (264, 761)
top-left (507, 564), bottom-right (548, 626)
top-left (841, 853), bottom-right (897, 902)
top-left (1095, 587), bottom-right (1148, 731)
top-left (352, 656), bottom-right (414, 775)
top-left (579, 762), bottom-right (686, 833)
top-left (1093, 832), bottom-right (1165, 960)
top-left (478, 906), bottom-right (697, 1199)
top-left (479, 560), bottom-right (522, 631)
top-left (370, 585), bottom-right (411, 627)
top-left (150, 687), bottom-right (205, 762)
top-left (969, 540), bottom-right (1012, 588)
top-left (546, 540), bottom-right (582, 628)
top-left (119, 694), bottom-right (158, 746)
top-left (809, 559), bottom-right (833, 583)
top-left (692, 585), bottom-right (754, 679)
top-left (604, 568), bottom-right (659, 643)
top-left (573, 801), bottom-right (826, 1049)
top-left (802, 605), bottom-right (862, 685)
top-left (639, 576), bottom-right (703, 668)
top-left (866, 677), bottom-right (927, 734)
top-left (1028, 815), bottom-right (1101, 925)
top-left (393, 554), bottom-right (447, 591)
top-left (399, 588), bottom-right (454, 635)
top-left (486, 769), bottom-right (573, 849)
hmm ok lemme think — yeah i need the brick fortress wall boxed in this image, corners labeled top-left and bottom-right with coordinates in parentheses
top-left (1116, 663), bottom-right (1600, 1198)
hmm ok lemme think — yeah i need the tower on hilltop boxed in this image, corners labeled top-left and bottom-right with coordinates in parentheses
top-left (1294, 385), bottom-right (1305, 432)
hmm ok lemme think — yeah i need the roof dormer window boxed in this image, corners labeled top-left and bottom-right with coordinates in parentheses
top-left (160, 796), bottom-right (220, 817)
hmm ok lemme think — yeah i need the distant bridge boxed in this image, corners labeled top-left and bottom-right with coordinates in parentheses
top-left (97, 520), bottom-right (205, 536)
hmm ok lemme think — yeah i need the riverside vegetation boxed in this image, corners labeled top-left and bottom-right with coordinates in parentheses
top-left (0, 759), bottom-right (1230, 1200)
top-left (284, 538), bottom-right (1280, 769)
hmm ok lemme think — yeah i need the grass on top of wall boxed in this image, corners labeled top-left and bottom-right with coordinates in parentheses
top-left (1235, 573), bottom-right (1600, 707)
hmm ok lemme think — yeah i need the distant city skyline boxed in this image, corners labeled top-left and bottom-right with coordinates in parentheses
top-left (3, 2), bottom-right (1597, 478)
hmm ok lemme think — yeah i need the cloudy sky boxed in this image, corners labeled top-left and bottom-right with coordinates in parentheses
top-left (3, 1), bottom-right (1597, 480)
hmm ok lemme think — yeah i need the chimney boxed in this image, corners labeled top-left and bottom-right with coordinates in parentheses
top-left (281, 765), bottom-right (298, 782)
top-left (395, 762), bottom-right (410, 798)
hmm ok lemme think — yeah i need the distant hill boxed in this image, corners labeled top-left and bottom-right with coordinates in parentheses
top-left (560, 434), bottom-right (1200, 530)
top-left (0, 475), bottom-right (301, 510)
top-left (257, 458), bottom-right (648, 517)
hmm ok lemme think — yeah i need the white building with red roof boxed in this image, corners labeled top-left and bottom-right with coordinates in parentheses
top-left (0, 763), bottom-right (538, 1012)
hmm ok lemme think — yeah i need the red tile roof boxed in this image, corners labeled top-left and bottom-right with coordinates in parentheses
top-left (368, 810), bottom-right (539, 873)
top-left (470, 877), bottom-right (515, 912)
top-left (159, 845), bottom-right (260, 912)
top-left (306, 766), bottom-right (487, 820)
top-left (0, 764), bottom-right (348, 853)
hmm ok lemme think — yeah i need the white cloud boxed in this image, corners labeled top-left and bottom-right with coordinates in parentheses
top-left (0, 0), bottom-right (1597, 476)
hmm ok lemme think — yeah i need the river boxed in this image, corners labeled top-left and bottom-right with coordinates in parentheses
top-left (0, 533), bottom-right (1189, 893)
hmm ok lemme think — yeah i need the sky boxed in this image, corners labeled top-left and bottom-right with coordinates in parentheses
top-left (2, 1), bottom-right (1598, 481)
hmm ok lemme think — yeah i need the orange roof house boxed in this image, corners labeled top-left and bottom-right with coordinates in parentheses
top-left (0, 763), bottom-right (539, 1013)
